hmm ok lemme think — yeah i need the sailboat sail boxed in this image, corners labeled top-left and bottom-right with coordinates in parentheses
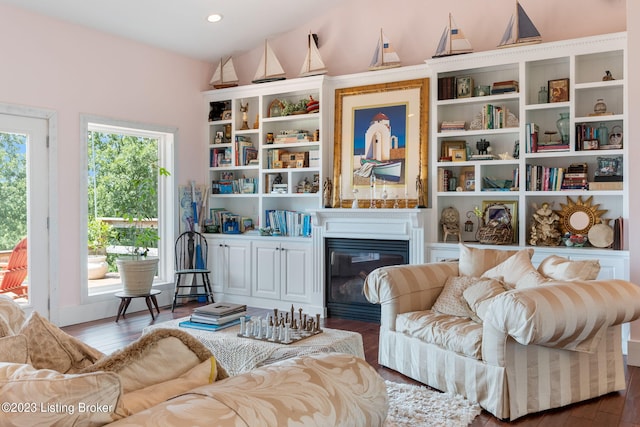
top-left (299, 34), bottom-right (328, 77)
top-left (369, 29), bottom-right (401, 70)
top-left (209, 57), bottom-right (239, 89)
top-left (252, 41), bottom-right (286, 84)
top-left (498, 1), bottom-right (541, 48)
top-left (433, 14), bottom-right (473, 57)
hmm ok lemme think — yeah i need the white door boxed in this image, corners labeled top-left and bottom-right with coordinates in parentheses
top-left (0, 113), bottom-right (49, 317)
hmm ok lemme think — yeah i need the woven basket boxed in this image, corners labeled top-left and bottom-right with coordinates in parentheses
top-left (478, 204), bottom-right (513, 245)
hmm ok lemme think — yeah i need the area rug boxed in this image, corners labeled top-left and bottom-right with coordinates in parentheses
top-left (384, 380), bottom-right (481, 427)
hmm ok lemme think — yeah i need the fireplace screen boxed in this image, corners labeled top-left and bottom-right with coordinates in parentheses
top-left (325, 238), bottom-right (409, 323)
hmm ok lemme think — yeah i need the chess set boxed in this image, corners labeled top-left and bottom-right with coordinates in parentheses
top-left (237, 305), bottom-right (322, 345)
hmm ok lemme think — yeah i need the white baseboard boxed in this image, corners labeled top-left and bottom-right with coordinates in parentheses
top-left (58, 284), bottom-right (175, 326)
top-left (627, 340), bottom-right (640, 366)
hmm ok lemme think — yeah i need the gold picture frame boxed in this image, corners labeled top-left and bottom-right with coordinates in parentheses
top-left (482, 200), bottom-right (518, 243)
top-left (332, 78), bottom-right (429, 208)
top-left (440, 140), bottom-right (466, 160)
top-left (451, 148), bottom-right (467, 162)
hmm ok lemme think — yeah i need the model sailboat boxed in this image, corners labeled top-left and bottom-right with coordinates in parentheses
top-left (209, 57), bottom-right (239, 89)
top-left (497, 1), bottom-right (542, 48)
top-left (299, 33), bottom-right (328, 77)
top-left (252, 41), bottom-right (286, 84)
top-left (433, 13), bottom-right (473, 58)
top-left (368, 29), bottom-right (401, 71)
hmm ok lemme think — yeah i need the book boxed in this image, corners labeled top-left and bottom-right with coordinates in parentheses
top-left (190, 311), bottom-right (247, 325)
top-left (194, 302), bottom-right (247, 316)
top-left (179, 318), bottom-right (244, 332)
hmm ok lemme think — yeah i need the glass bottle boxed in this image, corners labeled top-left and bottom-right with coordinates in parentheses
top-left (538, 86), bottom-right (548, 104)
top-left (597, 123), bottom-right (609, 147)
top-left (556, 113), bottom-right (570, 144)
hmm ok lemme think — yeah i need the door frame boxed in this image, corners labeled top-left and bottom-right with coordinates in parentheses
top-left (0, 103), bottom-right (58, 322)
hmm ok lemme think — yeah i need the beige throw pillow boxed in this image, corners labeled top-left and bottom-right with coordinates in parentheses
top-left (433, 276), bottom-right (483, 318)
top-left (18, 311), bottom-right (104, 373)
top-left (120, 357), bottom-right (218, 415)
top-left (0, 335), bottom-right (29, 363)
top-left (481, 249), bottom-right (547, 289)
top-left (458, 243), bottom-right (531, 277)
top-left (0, 295), bottom-right (26, 336)
top-left (537, 255), bottom-right (600, 281)
top-left (0, 362), bottom-right (124, 425)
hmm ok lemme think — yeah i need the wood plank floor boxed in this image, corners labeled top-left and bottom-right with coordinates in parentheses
top-left (62, 302), bottom-right (640, 426)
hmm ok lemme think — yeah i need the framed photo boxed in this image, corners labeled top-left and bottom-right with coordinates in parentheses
top-left (441, 140), bottom-right (466, 160)
top-left (583, 139), bottom-right (599, 150)
top-left (548, 78), bottom-right (569, 103)
top-left (333, 78), bottom-right (429, 207)
top-left (482, 200), bottom-right (518, 243)
top-left (460, 167), bottom-right (475, 191)
top-left (456, 76), bottom-right (473, 99)
top-left (451, 148), bottom-right (466, 162)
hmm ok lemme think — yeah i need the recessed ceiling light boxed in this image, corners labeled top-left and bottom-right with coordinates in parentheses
top-left (207, 14), bottom-right (223, 23)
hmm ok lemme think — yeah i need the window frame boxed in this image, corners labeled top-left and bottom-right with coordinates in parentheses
top-left (80, 115), bottom-right (176, 302)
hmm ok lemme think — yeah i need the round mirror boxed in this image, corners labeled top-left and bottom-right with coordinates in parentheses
top-left (557, 196), bottom-right (605, 236)
top-left (569, 211), bottom-right (590, 232)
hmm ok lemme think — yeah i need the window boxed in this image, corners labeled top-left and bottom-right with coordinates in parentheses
top-left (81, 116), bottom-right (175, 298)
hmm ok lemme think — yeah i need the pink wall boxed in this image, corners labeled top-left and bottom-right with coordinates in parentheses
top-left (0, 4), bottom-right (213, 307)
top-left (232, 0), bottom-right (626, 84)
top-left (0, 0), bottom-right (632, 322)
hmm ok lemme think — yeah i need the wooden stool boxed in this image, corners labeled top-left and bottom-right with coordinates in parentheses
top-left (115, 289), bottom-right (161, 322)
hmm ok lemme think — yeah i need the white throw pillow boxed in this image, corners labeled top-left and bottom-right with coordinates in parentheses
top-left (537, 255), bottom-right (600, 281)
top-left (458, 243), bottom-right (530, 277)
top-left (462, 278), bottom-right (507, 322)
top-left (482, 249), bottom-right (547, 289)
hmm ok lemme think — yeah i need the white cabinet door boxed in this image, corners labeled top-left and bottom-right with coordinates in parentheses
top-left (280, 241), bottom-right (312, 303)
top-left (207, 237), bottom-right (226, 293)
top-left (252, 240), bottom-right (281, 300)
top-left (224, 240), bottom-right (252, 296)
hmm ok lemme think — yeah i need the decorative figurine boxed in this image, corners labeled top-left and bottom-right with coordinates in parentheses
top-left (240, 101), bottom-right (250, 130)
top-left (602, 70), bottom-right (614, 81)
top-left (441, 206), bottom-right (462, 242)
top-left (476, 138), bottom-right (490, 155)
top-left (529, 202), bottom-right (562, 246)
top-left (416, 175), bottom-right (426, 208)
top-left (323, 178), bottom-right (333, 207)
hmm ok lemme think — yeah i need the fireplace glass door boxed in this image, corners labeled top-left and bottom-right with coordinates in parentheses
top-left (325, 238), bottom-right (408, 322)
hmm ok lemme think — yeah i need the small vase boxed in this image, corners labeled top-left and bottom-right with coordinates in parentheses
top-left (597, 123), bottom-right (609, 147)
top-left (556, 113), bottom-right (570, 144)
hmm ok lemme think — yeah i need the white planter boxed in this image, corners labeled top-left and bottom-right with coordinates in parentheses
top-left (87, 255), bottom-right (109, 280)
top-left (116, 257), bottom-right (159, 296)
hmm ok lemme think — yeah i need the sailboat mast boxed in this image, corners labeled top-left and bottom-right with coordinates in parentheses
top-left (263, 41), bottom-right (268, 78)
top-left (514, 2), bottom-right (520, 43)
top-left (380, 28), bottom-right (384, 65)
top-left (307, 33), bottom-right (312, 71)
top-left (448, 13), bottom-right (453, 55)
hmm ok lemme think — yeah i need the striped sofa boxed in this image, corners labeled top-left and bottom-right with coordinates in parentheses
top-left (363, 246), bottom-right (640, 420)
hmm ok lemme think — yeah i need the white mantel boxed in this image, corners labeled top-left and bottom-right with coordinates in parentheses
top-left (308, 208), bottom-right (432, 314)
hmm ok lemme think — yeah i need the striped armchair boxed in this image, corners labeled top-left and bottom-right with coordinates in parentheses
top-left (364, 254), bottom-right (640, 420)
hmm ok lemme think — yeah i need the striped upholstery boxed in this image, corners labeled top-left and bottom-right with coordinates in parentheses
top-left (364, 263), bottom-right (640, 420)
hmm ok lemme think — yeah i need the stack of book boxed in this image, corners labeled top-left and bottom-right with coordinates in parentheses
top-left (179, 302), bottom-right (247, 331)
top-left (491, 80), bottom-right (519, 94)
top-left (561, 163), bottom-right (588, 190)
top-left (437, 76), bottom-right (456, 100)
top-left (440, 121), bottom-right (466, 132)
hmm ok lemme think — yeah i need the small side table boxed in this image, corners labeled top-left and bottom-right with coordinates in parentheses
top-left (115, 289), bottom-right (161, 322)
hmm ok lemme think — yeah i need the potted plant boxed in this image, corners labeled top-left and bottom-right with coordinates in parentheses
top-left (115, 162), bottom-right (170, 295)
top-left (87, 218), bottom-right (113, 279)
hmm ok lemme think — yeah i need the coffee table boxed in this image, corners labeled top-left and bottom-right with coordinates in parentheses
top-left (144, 317), bottom-right (364, 376)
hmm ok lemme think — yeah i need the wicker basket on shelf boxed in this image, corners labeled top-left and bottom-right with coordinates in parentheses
top-left (477, 204), bottom-right (513, 245)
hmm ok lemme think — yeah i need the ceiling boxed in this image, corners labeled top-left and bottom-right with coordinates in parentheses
top-left (0, 0), bottom-right (345, 62)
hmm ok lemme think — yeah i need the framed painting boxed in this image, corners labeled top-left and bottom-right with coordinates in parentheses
top-left (548, 78), bottom-right (569, 103)
top-left (333, 78), bottom-right (429, 208)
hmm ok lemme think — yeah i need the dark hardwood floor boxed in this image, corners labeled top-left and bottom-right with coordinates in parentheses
top-left (62, 302), bottom-right (640, 426)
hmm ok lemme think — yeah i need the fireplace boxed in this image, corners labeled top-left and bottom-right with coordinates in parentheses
top-left (325, 238), bottom-right (409, 323)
